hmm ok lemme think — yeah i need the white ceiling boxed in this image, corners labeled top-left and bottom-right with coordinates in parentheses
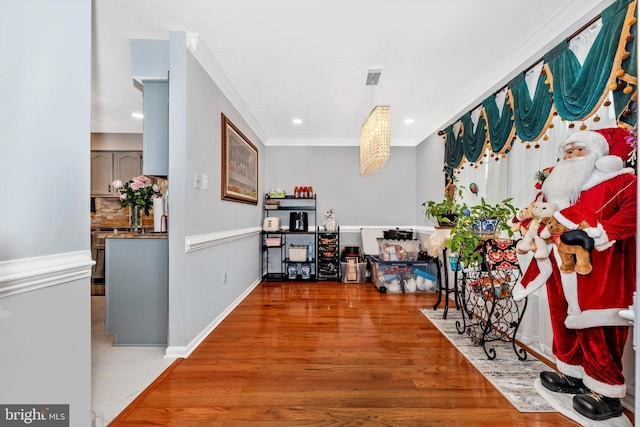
top-left (91, 0), bottom-right (613, 146)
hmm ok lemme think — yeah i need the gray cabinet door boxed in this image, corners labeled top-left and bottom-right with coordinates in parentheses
top-left (114, 151), bottom-right (142, 184)
top-left (91, 151), bottom-right (142, 196)
top-left (90, 152), bottom-right (114, 196)
top-left (105, 238), bottom-right (168, 346)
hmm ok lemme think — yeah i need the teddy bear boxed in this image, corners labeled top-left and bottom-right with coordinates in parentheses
top-left (511, 203), bottom-right (535, 234)
top-left (515, 201), bottom-right (556, 259)
top-left (539, 216), bottom-right (594, 275)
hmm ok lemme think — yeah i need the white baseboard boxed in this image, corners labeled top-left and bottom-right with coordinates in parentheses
top-left (164, 277), bottom-right (262, 359)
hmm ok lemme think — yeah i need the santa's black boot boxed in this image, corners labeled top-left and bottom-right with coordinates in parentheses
top-left (540, 371), bottom-right (588, 394)
top-left (573, 391), bottom-right (623, 420)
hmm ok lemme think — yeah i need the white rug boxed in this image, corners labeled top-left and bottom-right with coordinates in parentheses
top-left (421, 307), bottom-right (555, 413)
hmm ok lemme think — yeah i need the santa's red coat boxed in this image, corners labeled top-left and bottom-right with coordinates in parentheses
top-left (520, 171), bottom-right (637, 329)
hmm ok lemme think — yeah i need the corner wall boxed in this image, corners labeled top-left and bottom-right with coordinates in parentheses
top-left (0, 1), bottom-right (93, 426)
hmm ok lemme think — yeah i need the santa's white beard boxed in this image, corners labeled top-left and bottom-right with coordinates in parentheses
top-left (542, 154), bottom-right (597, 207)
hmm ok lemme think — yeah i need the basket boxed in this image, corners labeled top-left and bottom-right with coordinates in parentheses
top-left (266, 237), bottom-right (281, 247)
top-left (289, 245), bottom-right (308, 262)
top-left (264, 200), bottom-right (280, 210)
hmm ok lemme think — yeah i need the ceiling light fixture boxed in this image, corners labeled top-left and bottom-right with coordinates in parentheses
top-left (404, 118), bottom-right (415, 124)
top-left (131, 112), bottom-right (144, 119)
top-left (360, 69), bottom-right (390, 176)
top-left (292, 118), bottom-right (302, 125)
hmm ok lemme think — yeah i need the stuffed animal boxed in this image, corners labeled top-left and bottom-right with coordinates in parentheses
top-left (532, 201), bottom-right (558, 219)
top-left (511, 203), bottom-right (535, 234)
top-left (516, 201), bottom-right (556, 259)
top-left (539, 216), bottom-right (593, 275)
top-left (323, 209), bottom-right (337, 232)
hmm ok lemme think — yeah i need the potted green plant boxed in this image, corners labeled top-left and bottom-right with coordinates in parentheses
top-left (423, 176), bottom-right (464, 227)
top-left (445, 197), bottom-right (517, 267)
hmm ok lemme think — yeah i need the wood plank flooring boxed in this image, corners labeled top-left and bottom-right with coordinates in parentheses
top-left (111, 281), bottom-right (600, 426)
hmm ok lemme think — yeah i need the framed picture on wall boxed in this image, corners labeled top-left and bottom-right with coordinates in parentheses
top-left (221, 113), bottom-right (259, 205)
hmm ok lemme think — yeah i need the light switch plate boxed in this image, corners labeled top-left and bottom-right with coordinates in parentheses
top-left (202, 174), bottom-right (209, 190)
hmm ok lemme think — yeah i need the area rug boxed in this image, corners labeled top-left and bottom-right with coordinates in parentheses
top-left (420, 307), bottom-right (555, 413)
top-left (421, 306), bottom-right (634, 425)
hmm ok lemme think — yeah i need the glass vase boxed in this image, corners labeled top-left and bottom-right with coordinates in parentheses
top-left (130, 205), bottom-right (142, 231)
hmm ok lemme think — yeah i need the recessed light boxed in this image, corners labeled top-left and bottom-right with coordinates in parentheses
top-left (404, 118), bottom-right (415, 124)
top-left (292, 118), bottom-right (303, 125)
top-left (131, 112), bottom-right (144, 119)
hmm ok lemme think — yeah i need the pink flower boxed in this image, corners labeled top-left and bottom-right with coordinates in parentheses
top-left (113, 175), bottom-right (162, 214)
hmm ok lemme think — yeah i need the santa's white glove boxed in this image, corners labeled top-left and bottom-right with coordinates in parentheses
top-left (584, 223), bottom-right (615, 251)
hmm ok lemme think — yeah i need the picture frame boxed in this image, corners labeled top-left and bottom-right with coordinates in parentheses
top-left (221, 113), bottom-right (258, 204)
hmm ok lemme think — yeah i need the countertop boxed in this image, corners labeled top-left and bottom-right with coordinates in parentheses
top-left (97, 230), bottom-right (167, 239)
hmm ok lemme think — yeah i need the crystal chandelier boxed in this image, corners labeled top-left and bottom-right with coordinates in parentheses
top-left (360, 105), bottom-right (390, 175)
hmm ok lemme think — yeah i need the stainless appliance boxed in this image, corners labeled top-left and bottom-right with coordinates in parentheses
top-left (289, 212), bottom-right (308, 231)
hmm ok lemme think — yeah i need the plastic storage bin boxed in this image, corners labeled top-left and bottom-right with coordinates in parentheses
top-left (370, 256), bottom-right (438, 293)
top-left (340, 261), bottom-right (367, 283)
top-left (376, 238), bottom-right (420, 261)
top-left (265, 237), bottom-right (282, 247)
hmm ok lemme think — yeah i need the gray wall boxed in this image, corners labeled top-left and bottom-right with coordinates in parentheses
top-left (265, 146), bottom-right (417, 226)
top-left (415, 132), bottom-right (447, 226)
top-left (0, 1), bottom-right (92, 426)
top-left (165, 32), bottom-right (264, 351)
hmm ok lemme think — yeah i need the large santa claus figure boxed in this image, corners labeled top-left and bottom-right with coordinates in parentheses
top-left (513, 127), bottom-right (636, 421)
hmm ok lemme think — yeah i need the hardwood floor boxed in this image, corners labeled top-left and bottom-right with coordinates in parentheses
top-left (111, 281), bottom-right (586, 426)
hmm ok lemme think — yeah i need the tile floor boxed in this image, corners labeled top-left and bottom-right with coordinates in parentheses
top-left (91, 296), bottom-right (176, 427)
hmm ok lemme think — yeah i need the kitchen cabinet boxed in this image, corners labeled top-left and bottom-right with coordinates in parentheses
top-left (261, 195), bottom-right (317, 281)
top-left (142, 80), bottom-right (169, 177)
top-left (91, 151), bottom-right (142, 196)
top-left (105, 235), bottom-right (168, 346)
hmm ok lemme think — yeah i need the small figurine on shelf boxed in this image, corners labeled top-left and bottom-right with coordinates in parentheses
top-left (323, 209), bottom-right (337, 232)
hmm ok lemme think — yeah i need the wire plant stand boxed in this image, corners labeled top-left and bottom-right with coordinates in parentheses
top-left (454, 238), bottom-right (529, 360)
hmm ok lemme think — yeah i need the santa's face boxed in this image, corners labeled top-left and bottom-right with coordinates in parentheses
top-left (562, 142), bottom-right (590, 160)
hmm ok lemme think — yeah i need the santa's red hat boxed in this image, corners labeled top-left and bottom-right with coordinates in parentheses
top-left (593, 127), bottom-right (635, 162)
top-left (560, 127), bottom-right (635, 172)
top-left (561, 130), bottom-right (608, 158)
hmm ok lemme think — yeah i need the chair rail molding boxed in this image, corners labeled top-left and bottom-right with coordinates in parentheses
top-left (0, 251), bottom-right (94, 298)
top-left (185, 226), bottom-right (262, 253)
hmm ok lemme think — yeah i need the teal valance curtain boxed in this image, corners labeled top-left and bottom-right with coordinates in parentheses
top-left (546, 0), bottom-right (633, 121)
top-left (460, 112), bottom-right (488, 162)
top-left (444, 125), bottom-right (464, 176)
top-left (482, 93), bottom-right (516, 153)
top-left (509, 71), bottom-right (554, 142)
top-left (443, 0), bottom-right (636, 172)
top-left (613, 1), bottom-right (637, 127)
